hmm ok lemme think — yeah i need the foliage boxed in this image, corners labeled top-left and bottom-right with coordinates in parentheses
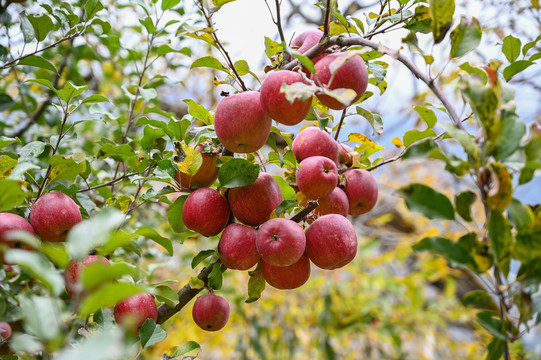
top-left (0, 0), bottom-right (540, 359)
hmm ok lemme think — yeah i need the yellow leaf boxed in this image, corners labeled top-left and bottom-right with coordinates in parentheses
top-left (392, 136), bottom-right (403, 147)
top-left (487, 163), bottom-right (512, 211)
top-left (175, 143), bottom-right (203, 177)
top-left (532, 0), bottom-right (540, 10)
top-left (348, 133), bottom-right (375, 148)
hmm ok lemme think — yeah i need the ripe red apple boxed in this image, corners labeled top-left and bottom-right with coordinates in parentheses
top-left (0, 212), bottom-right (35, 248)
top-left (305, 214), bottom-right (357, 270)
top-left (227, 172), bottom-right (282, 227)
top-left (214, 91), bottom-right (272, 153)
top-left (290, 29), bottom-right (328, 66)
top-left (256, 218), bottom-right (306, 267)
top-left (29, 192), bottom-right (82, 242)
top-left (338, 143), bottom-right (355, 166)
top-left (182, 188), bottom-right (230, 237)
top-left (218, 223), bottom-right (259, 270)
top-left (175, 142), bottom-right (220, 190)
top-left (0, 322), bottom-right (12, 341)
top-left (296, 156), bottom-right (338, 199)
top-left (260, 70), bottom-right (312, 126)
top-left (64, 255), bottom-right (110, 298)
top-left (342, 169), bottom-right (378, 216)
top-left (313, 187), bottom-right (349, 217)
top-left (261, 253), bottom-right (311, 290)
top-left (192, 294), bottom-right (230, 331)
top-left (312, 51), bottom-right (368, 110)
top-left (291, 126), bottom-right (339, 164)
top-left (114, 293), bottom-right (158, 332)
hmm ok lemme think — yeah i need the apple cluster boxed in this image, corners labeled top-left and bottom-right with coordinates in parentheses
top-left (175, 30), bottom-right (379, 332)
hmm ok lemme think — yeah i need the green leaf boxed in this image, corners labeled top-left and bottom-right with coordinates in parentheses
top-left (403, 128), bottom-right (437, 147)
top-left (139, 319), bottom-right (167, 348)
top-left (20, 296), bottom-right (64, 342)
top-left (56, 327), bottom-right (122, 360)
top-left (455, 190), bottom-right (476, 222)
top-left (81, 94), bottom-right (110, 105)
top-left (459, 62), bottom-right (488, 84)
top-left (288, 48), bottom-right (316, 75)
top-left (413, 236), bottom-right (476, 268)
top-left (275, 200), bottom-right (297, 217)
top-left (134, 227), bottom-right (173, 256)
top-left (272, 176), bottom-right (296, 201)
top-left (27, 14), bottom-right (54, 42)
top-left (56, 82), bottom-right (88, 103)
top-left (189, 277), bottom-right (205, 290)
top-left (162, 0), bottom-right (180, 10)
top-left (281, 82), bottom-right (318, 103)
top-left (502, 34), bottom-right (522, 63)
top-left (218, 158), bottom-right (260, 188)
top-left (19, 12), bottom-right (35, 43)
top-left (0, 94), bottom-right (15, 111)
top-left (477, 311), bottom-right (506, 340)
top-left (414, 105), bottom-right (437, 128)
top-left (97, 143), bottom-right (136, 161)
top-left (79, 283), bottom-right (146, 318)
top-left (18, 55), bottom-right (58, 74)
top-left (0, 136), bottom-right (20, 149)
top-left (139, 86), bottom-right (158, 101)
top-left (213, 0), bottom-right (237, 8)
top-left (4, 250), bottom-right (64, 296)
top-left (191, 56), bottom-right (228, 73)
top-left (18, 141), bottom-right (48, 161)
top-left (404, 5), bottom-right (432, 34)
top-left (429, 0), bottom-right (455, 43)
top-left (0, 154), bottom-right (17, 177)
top-left (0, 179), bottom-right (27, 211)
top-left (488, 210), bottom-right (512, 276)
top-left (449, 17), bottom-right (482, 58)
top-left (81, 262), bottom-right (138, 291)
top-left (503, 60), bottom-right (534, 81)
top-left (141, 125), bottom-right (165, 150)
top-left (356, 107), bottom-right (383, 136)
top-left (397, 183), bottom-right (455, 220)
top-left (264, 36), bottom-right (283, 59)
top-left (246, 269), bottom-right (265, 303)
top-left (153, 285), bottom-right (179, 308)
top-left (167, 195), bottom-right (188, 233)
top-left (182, 99), bottom-right (213, 125)
top-left (48, 153), bottom-right (87, 183)
top-left (492, 111), bottom-right (526, 160)
top-left (191, 249), bottom-right (216, 269)
top-left (523, 34), bottom-right (541, 56)
top-left (486, 337), bottom-right (506, 360)
top-left (85, 0), bottom-right (104, 20)
top-left (207, 262), bottom-right (223, 290)
top-left (367, 62), bottom-right (386, 84)
top-left (234, 59), bottom-right (255, 78)
top-left (440, 122), bottom-right (479, 165)
top-left (66, 209), bottom-right (124, 260)
top-left (165, 341), bottom-right (201, 358)
top-left (507, 199), bottom-right (535, 232)
top-left (139, 16), bottom-right (157, 34)
top-left (463, 290), bottom-right (490, 308)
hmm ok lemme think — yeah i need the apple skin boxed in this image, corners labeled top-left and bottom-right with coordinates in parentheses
top-left (192, 294), bottom-right (230, 332)
top-left (290, 30), bottom-right (328, 67)
top-left (342, 169), bottom-right (378, 216)
top-left (305, 214), bottom-right (357, 270)
top-left (260, 70), bottom-right (312, 126)
top-left (291, 127), bottom-right (339, 164)
top-left (296, 156), bottom-right (338, 200)
top-left (64, 255), bottom-right (110, 298)
top-left (114, 293), bottom-right (158, 332)
top-left (0, 322), bottom-right (11, 341)
top-left (182, 188), bottom-right (230, 237)
top-left (227, 173), bottom-right (282, 227)
top-left (29, 192), bottom-right (82, 242)
top-left (312, 51), bottom-right (368, 110)
top-left (175, 143), bottom-right (220, 190)
top-left (218, 223), bottom-right (259, 270)
top-left (0, 212), bottom-right (35, 247)
top-left (338, 143), bottom-right (355, 166)
top-left (261, 253), bottom-right (311, 290)
top-left (214, 91), bottom-right (272, 153)
top-left (256, 218), bottom-right (306, 267)
top-left (313, 187), bottom-right (349, 217)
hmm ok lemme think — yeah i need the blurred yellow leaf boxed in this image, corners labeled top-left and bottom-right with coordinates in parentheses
top-left (392, 136), bottom-right (404, 147)
top-left (175, 143), bottom-right (203, 177)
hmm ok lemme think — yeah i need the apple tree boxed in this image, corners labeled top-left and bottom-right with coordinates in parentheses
top-left (0, 0), bottom-right (540, 359)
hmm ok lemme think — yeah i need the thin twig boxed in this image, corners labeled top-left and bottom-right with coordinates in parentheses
top-left (77, 172), bottom-right (140, 193)
top-left (334, 109), bottom-right (347, 141)
top-left (322, 0), bottom-right (332, 38)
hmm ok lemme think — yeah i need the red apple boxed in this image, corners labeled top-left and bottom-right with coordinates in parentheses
top-left (0, 212), bottom-right (35, 248)
top-left (260, 70), bottom-right (312, 126)
top-left (290, 29), bottom-right (329, 66)
top-left (338, 143), bottom-right (355, 166)
top-left (312, 51), bottom-right (368, 110)
top-left (218, 223), bottom-right (259, 270)
top-left (261, 253), bottom-right (311, 290)
top-left (192, 294), bottom-right (230, 331)
top-left (313, 187), bottom-right (349, 217)
top-left (182, 188), bottom-right (230, 237)
top-left (114, 293), bottom-right (158, 332)
top-left (291, 126), bottom-right (339, 164)
top-left (305, 214), bottom-right (357, 270)
top-left (0, 322), bottom-right (11, 341)
top-left (256, 218), bottom-right (306, 267)
top-left (64, 255), bottom-right (110, 298)
top-left (343, 169), bottom-right (378, 216)
top-left (175, 142), bottom-right (220, 189)
top-left (29, 192), bottom-right (82, 242)
top-left (296, 156), bottom-right (338, 199)
top-left (214, 91), bottom-right (272, 153)
top-left (227, 172), bottom-right (282, 227)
